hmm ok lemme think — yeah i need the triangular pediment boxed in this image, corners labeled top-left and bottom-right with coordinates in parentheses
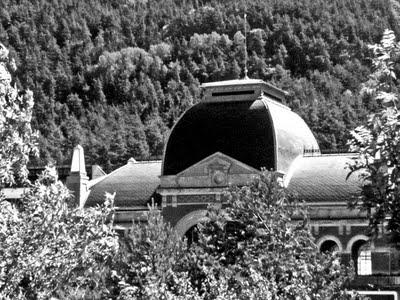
top-left (177, 152), bottom-right (259, 177)
top-left (159, 152), bottom-right (260, 188)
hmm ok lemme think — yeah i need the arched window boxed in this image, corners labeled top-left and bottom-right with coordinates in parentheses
top-left (317, 236), bottom-right (343, 253)
top-left (352, 240), bottom-right (372, 275)
top-left (320, 240), bottom-right (339, 253)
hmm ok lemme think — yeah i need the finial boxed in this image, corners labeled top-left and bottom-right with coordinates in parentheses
top-left (243, 13), bottom-right (249, 80)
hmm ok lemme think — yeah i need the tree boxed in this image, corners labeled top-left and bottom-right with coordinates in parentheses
top-left (110, 171), bottom-right (354, 299)
top-left (0, 168), bottom-right (119, 299)
top-left (0, 43), bottom-right (119, 300)
top-left (191, 171), bottom-right (354, 299)
top-left (116, 205), bottom-right (200, 300)
top-left (348, 29), bottom-right (400, 238)
top-left (0, 43), bottom-right (37, 188)
top-left (0, 0), bottom-right (395, 166)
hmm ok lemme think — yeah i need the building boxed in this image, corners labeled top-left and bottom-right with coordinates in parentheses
top-left (65, 78), bottom-right (399, 299)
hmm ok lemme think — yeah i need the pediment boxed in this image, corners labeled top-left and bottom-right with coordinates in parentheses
top-left (159, 152), bottom-right (260, 188)
top-left (177, 152), bottom-right (258, 178)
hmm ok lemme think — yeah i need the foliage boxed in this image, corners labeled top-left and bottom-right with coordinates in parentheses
top-left (0, 57), bottom-right (356, 300)
top-left (0, 42), bottom-right (37, 188)
top-left (115, 205), bottom-right (201, 300)
top-left (0, 0), bottom-right (396, 169)
top-left (348, 29), bottom-right (400, 238)
top-left (189, 171), bottom-right (354, 299)
top-left (0, 168), bottom-right (119, 299)
top-left (104, 172), bottom-right (355, 299)
top-left (0, 44), bottom-right (120, 300)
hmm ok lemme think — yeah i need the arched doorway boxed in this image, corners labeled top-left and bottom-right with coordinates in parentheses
top-left (174, 210), bottom-right (208, 237)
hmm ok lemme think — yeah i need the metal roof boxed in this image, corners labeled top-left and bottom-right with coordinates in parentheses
top-left (85, 155), bottom-right (363, 208)
top-left (85, 160), bottom-right (161, 208)
top-left (162, 94), bottom-right (319, 176)
top-left (287, 155), bottom-right (362, 203)
top-left (162, 99), bottom-right (276, 175)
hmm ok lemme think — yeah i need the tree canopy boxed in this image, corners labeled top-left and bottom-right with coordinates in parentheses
top-left (0, 0), bottom-right (398, 170)
top-left (107, 172), bottom-right (355, 299)
top-left (0, 40), bottom-right (119, 300)
top-left (348, 29), bottom-right (400, 239)
top-left (0, 20), bottom-right (359, 299)
top-left (189, 171), bottom-right (353, 299)
top-left (0, 43), bottom-right (37, 188)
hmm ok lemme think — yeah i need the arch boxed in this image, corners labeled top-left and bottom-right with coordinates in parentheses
top-left (346, 234), bottom-right (372, 253)
top-left (174, 210), bottom-right (209, 237)
top-left (317, 235), bottom-right (343, 252)
top-left (346, 235), bottom-right (374, 275)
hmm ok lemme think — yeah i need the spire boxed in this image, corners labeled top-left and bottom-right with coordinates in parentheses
top-left (243, 13), bottom-right (249, 80)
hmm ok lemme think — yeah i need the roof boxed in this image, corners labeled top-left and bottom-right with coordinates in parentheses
top-left (163, 94), bottom-right (320, 176)
top-left (265, 97), bottom-right (320, 174)
top-left (201, 78), bottom-right (287, 93)
top-left (201, 78), bottom-right (265, 87)
top-left (85, 160), bottom-right (161, 208)
top-left (162, 99), bottom-right (275, 175)
top-left (287, 155), bottom-right (362, 203)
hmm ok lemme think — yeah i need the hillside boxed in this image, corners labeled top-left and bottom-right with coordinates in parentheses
top-left (0, 0), bottom-right (398, 171)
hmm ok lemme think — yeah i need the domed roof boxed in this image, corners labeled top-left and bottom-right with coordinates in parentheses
top-left (162, 99), bottom-right (275, 175)
top-left (162, 79), bottom-right (320, 176)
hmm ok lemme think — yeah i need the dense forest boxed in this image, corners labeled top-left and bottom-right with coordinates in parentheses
top-left (0, 0), bottom-right (398, 171)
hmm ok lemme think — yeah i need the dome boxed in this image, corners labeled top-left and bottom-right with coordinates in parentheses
top-left (162, 79), bottom-right (320, 176)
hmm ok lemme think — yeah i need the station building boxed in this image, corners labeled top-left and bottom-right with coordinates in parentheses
top-left (60, 78), bottom-right (400, 298)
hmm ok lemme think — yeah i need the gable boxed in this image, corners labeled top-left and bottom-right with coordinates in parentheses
top-left (160, 152), bottom-right (259, 188)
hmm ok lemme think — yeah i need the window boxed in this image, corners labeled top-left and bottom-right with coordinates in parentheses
top-left (351, 240), bottom-right (372, 276)
top-left (357, 248), bottom-right (372, 275)
top-left (320, 240), bottom-right (339, 254)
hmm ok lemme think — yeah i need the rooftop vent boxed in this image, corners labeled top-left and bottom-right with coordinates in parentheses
top-left (201, 79), bottom-right (287, 103)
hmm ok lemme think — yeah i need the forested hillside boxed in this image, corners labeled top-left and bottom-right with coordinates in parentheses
top-left (0, 0), bottom-right (398, 171)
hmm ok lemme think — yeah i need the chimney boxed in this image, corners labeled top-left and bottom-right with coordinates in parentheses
top-left (66, 145), bottom-right (89, 207)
